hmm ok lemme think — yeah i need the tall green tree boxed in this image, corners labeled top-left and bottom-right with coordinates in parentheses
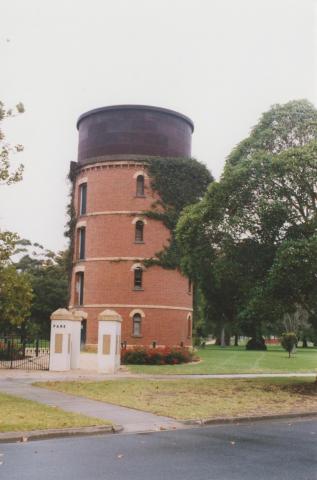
top-left (0, 266), bottom-right (33, 333)
top-left (0, 101), bottom-right (25, 265)
top-left (226, 99), bottom-right (317, 167)
top-left (177, 100), bottom-right (317, 346)
top-left (0, 100), bottom-right (24, 186)
top-left (14, 247), bottom-right (69, 336)
top-left (267, 236), bottom-right (317, 332)
top-left (0, 101), bottom-right (33, 334)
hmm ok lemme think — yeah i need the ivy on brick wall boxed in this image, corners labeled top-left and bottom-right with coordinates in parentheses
top-left (144, 157), bottom-right (213, 269)
top-left (64, 158), bottom-right (213, 276)
top-left (64, 167), bottom-right (77, 284)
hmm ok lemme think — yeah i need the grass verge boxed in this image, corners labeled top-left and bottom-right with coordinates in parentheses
top-left (125, 345), bottom-right (317, 375)
top-left (0, 392), bottom-right (110, 432)
top-left (36, 377), bottom-right (317, 421)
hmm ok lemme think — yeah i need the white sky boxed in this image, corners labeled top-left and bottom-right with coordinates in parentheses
top-left (0, 0), bottom-right (316, 252)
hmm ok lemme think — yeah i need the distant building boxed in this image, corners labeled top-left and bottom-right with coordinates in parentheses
top-left (69, 105), bottom-right (194, 347)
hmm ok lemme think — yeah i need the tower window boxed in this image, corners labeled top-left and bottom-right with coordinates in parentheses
top-left (135, 221), bottom-right (144, 243)
top-left (79, 183), bottom-right (87, 215)
top-left (75, 272), bottom-right (84, 306)
top-left (134, 267), bottom-right (143, 289)
top-left (78, 227), bottom-right (86, 260)
top-left (132, 314), bottom-right (142, 336)
top-left (136, 175), bottom-right (144, 196)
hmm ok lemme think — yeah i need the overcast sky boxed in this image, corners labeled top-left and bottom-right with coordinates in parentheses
top-left (1, 0), bottom-right (316, 252)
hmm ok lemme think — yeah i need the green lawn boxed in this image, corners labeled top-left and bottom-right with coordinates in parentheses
top-left (37, 377), bottom-right (317, 421)
top-left (0, 392), bottom-right (110, 432)
top-left (125, 345), bottom-right (317, 375)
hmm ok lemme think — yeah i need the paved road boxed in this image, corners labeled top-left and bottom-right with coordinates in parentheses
top-left (1, 418), bottom-right (316, 480)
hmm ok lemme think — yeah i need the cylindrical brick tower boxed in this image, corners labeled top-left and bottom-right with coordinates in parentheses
top-left (69, 105), bottom-right (194, 347)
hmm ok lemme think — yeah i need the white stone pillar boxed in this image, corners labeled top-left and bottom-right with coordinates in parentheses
top-left (97, 309), bottom-right (122, 374)
top-left (49, 309), bottom-right (75, 371)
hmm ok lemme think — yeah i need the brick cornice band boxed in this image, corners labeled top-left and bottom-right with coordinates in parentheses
top-left (69, 304), bottom-right (193, 312)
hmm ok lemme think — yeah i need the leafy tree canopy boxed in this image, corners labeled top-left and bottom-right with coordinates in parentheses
top-left (0, 101), bottom-right (25, 185)
top-left (145, 157), bottom-right (213, 268)
top-left (177, 99), bottom-right (317, 344)
top-left (0, 265), bottom-right (33, 332)
top-left (14, 245), bottom-right (69, 336)
top-left (226, 99), bottom-right (317, 167)
top-left (0, 100), bottom-right (24, 266)
top-left (0, 100), bottom-right (32, 334)
top-left (0, 231), bottom-right (18, 265)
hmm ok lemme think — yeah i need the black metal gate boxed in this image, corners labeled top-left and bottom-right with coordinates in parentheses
top-left (0, 336), bottom-right (50, 370)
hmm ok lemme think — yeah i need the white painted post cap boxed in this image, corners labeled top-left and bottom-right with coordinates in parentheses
top-left (50, 308), bottom-right (76, 321)
top-left (71, 309), bottom-right (88, 320)
top-left (98, 309), bottom-right (123, 322)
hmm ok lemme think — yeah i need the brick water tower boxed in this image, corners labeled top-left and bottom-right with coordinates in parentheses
top-left (69, 105), bottom-right (194, 347)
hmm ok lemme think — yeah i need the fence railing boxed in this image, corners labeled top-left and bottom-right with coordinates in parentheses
top-left (0, 335), bottom-right (50, 370)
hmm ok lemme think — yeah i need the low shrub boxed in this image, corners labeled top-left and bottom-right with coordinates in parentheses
top-left (121, 346), bottom-right (198, 365)
top-left (245, 337), bottom-right (267, 351)
top-left (280, 332), bottom-right (297, 358)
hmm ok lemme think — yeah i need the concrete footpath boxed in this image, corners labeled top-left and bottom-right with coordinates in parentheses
top-left (0, 374), bottom-right (184, 434)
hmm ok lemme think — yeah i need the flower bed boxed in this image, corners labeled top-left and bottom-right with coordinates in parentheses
top-left (121, 346), bottom-right (198, 365)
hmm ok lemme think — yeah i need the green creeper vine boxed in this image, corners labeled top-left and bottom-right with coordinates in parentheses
top-left (64, 163), bottom-right (78, 289)
top-left (144, 157), bottom-right (213, 269)
top-left (64, 158), bottom-right (213, 277)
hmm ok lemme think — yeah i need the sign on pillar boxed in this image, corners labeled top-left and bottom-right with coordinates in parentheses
top-left (97, 309), bottom-right (122, 374)
top-left (49, 308), bottom-right (79, 371)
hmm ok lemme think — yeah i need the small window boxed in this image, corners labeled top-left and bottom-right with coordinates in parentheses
top-left (75, 272), bottom-right (84, 306)
top-left (134, 267), bottom-right (143, 289)
top-left (135, 221), bottom-right (144, 242)
top-left (132, 314), bottom-right (142, 336)
top-left (79, 183), bottom-right (87, 215)
top-left (136, 175), bottom-right (144, 196)
top-left (188, 280), bottom-right (192, 294)
top-left (78, 227), bottom-right (86, 260)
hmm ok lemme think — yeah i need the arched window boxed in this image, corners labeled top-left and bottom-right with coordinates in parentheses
top-left (78, 227), bottom-right (86, 260)
top-left (135, 221), bottom-right (144, 242)
top-left (75, 272), bottom-right (84, 306)
top-left (79, 183), bottom-right (87, 215)
top-left (134, 267), bottom-right (143, 289)
top-left (136, 175), bottom-right (144, 196)
top-left (132, 314), bottom-right (142, 336)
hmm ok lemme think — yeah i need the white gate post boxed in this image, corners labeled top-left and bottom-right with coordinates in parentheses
top-left (97, 309), bottom-right (122, 374)
top-left (49, 309), bottom-right (75, 371)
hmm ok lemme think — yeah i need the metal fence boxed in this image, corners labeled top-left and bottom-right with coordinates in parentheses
top-left (0, 335), bottom-right (50, 370)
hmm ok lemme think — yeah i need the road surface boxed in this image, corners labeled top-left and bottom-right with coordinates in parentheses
top-left (1, 417), bottom-right (316, 480)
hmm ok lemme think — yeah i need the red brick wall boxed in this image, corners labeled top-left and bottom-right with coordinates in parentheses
top-left (70, 161), bottom-right (193, 346)
top-left (84, 307), bottom-right (192, 347)
top-left (75, 215), bottom-right (170, 259)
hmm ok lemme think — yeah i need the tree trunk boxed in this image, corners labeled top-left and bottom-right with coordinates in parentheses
top-left (220, 326), bottom-right (226, 348)
top-left (234, 334), bottom-right (239, 347)
top-left (302, 337), bottom-right (308, 348)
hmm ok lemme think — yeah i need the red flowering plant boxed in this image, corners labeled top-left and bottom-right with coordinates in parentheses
top-left (121, 346), bottom-right (198, 365)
